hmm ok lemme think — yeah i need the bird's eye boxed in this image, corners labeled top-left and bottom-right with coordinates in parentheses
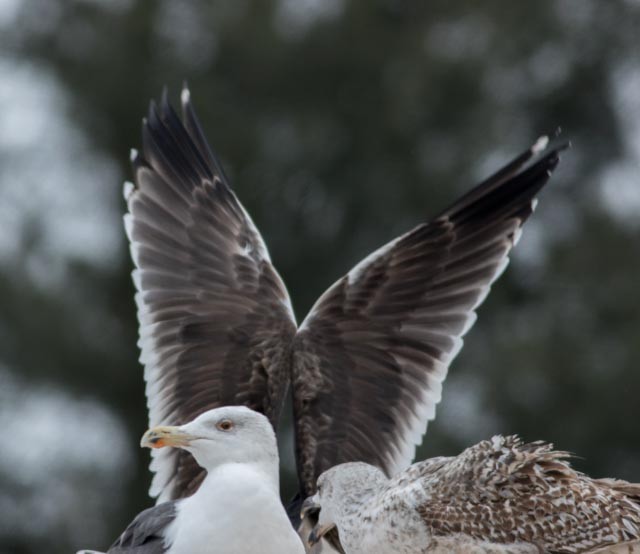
top-left (216, 419), bottom-right (234, 432)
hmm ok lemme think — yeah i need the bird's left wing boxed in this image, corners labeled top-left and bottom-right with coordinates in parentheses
top-left (291, 140), bottom-right (564, 497)
top-left (126, 89), bottom-right (297, 502)
top-left (108, 501), bottom-right (177, 553)
top-left (76, 502), bottom-right (177, 554)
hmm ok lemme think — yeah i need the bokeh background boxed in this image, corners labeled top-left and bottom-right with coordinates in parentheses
top-left (1, 1), bottom-right (639, 552)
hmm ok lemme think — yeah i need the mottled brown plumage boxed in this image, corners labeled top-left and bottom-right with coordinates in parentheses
top-left (311, 436), bottom-right (640, 554)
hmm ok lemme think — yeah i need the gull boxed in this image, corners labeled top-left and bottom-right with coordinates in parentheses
top-left (303, 435), bottom-right (640, 554)
top-left (79, 406), bottom-right (304, 554)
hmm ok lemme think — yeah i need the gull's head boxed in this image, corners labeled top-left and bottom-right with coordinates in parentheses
top-left (140, 406), bottom-right (278, 473)
top-left (303, 462), bottom-right (386, 546)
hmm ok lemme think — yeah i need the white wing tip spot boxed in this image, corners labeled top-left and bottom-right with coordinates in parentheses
top-left (123, 181), bottom-right (135, 201)
top-left (532, 136), bottom-right (549, 154)
top-left (531, 198), bottom-right (539, 213)
top-left (492, 256), bottom-right (511, 283)
top-left (131, 269), bottom-right (142, 290)
top-left (512, 226), bottom-right (523, 247)
top-left (181, 87), bottom-right (191, 106)
top-left (123, 213), bottom-right (134, 241)
top-left (130, 148), bottom-right (139, 162)
top-left (460, 312), bottom-right (478, 336)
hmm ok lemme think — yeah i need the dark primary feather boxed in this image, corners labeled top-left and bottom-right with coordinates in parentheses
top-left (107, 502), bottom-right (176, 553)
top-left (126, 88), bottom-right (297, 503)
top-left (291, 140), bottom-right (565, 497)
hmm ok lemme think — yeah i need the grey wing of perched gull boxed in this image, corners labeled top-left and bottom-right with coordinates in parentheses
top-left (125, 88), bottom-right (297, 504)
top-left (291, 137), bottom-right (565, 504)
top-left (307, 436), bottom-right (640, 554)
top-left (109, 502), bottom-right (177, 554)
top-left (76, 502), bottom-right (176, 554)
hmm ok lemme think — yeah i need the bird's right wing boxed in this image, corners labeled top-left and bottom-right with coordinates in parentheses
top-left (291, 139), bottom-right (564, 497)
top-left (126, 88), bottom-right (297, 503)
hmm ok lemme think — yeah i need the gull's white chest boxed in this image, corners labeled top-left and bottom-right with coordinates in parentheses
top-left (164, 464), bottom-right (304, 554)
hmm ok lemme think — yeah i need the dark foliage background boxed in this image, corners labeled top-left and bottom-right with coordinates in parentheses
top-left (0, 1), bottom-right (639, 552)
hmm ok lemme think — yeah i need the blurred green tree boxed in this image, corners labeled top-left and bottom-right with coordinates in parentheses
top-left (0, 1), bottom-right (639, 552)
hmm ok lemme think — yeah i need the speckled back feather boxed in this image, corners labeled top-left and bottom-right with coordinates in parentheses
top-left (404, 436), bottom-right (640, 553)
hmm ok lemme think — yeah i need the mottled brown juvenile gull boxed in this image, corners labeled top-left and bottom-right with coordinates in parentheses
top-left (78, 406), bottom-right (304, 554)
top-left (303, 436), bottom-right (640, 554)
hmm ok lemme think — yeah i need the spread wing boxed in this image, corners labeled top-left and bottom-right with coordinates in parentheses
top-left (125, 88), bottom-right (297, 502)
top-left (292, 139), bottom-right (564, 496)
top-left (412, 436), bottom-right (640, 552)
